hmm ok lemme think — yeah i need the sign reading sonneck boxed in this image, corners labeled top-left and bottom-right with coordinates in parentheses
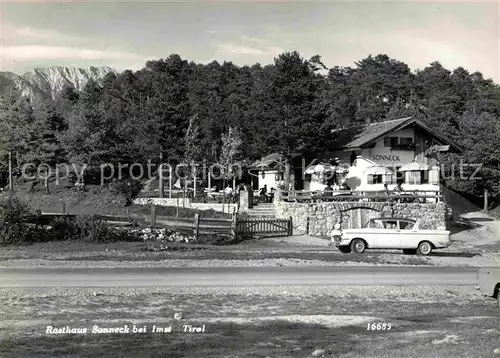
top-left (372, 155), bottom-right (401, 162)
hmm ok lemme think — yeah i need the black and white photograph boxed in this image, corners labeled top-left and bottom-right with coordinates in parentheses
top-left (0, 0), bottom-right (499, 357)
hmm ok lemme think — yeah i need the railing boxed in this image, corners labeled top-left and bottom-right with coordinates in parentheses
top-left (278, 190), bottom-right (443, 203)
top-left (191, 192), bottom-right (239, 204)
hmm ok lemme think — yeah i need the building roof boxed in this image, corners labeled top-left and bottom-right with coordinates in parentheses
top-left (251, 152), bottom-right (285, 170)
top-left (330, 117), bottom-right (464, 153)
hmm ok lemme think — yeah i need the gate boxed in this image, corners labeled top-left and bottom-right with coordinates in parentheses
top-left (341, 207), bottom-right (380, 229)
top-left (237, 217), bottom-right (292, 238)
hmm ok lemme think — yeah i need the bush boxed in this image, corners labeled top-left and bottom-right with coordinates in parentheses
top-left (48, 217), bottom-right (82, 241)
top-left (0, 195), bottom-right (33, 245)
top-left (49, 215), bottom-right (136, 243)
top-left (110, 179), bottom-right (144, 206)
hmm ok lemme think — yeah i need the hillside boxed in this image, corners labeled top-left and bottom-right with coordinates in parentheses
top-left (0, 65), bottom-right (116, 103)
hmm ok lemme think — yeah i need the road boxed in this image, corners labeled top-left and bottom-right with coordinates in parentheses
top-left (0, 266), bottom-right (480, 288)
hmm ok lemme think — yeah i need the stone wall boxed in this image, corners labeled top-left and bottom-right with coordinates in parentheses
top-left (133, 197), bottom-right (238, 213)
top-left (133, 198), bottom-right (183, 206)
top-left (239, 190), bottom-right (249, 213)
top-left (274, 200), bottom-right (446, 237)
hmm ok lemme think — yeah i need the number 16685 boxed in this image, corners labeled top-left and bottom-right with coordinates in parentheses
top-left (367, 323), bottom-right (392, 330)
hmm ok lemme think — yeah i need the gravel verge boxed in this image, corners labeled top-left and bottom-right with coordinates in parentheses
top-left (0, 284), bottom-right (483, 299)
top-left (0, 254), bottom-right (499, 268)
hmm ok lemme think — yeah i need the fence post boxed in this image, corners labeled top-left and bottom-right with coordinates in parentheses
top-left (288, 216), bottom-right (293, 236)
top-left (176, 197), bottom-right (179, 217)
top-left (151, 204), bottom-right (157, 228)
top-left (306, 216), bottom-right (310, 235)
top-left (193, 213), bottom-right (200, 240)
top-left (231, 207), bottom-right (237, 241)
top-left (484, 189), bottom-right (488, 212)
top-left (62, 203), bottom-right (66, 215)
top-left (159, 152), bottom-right (164, 198)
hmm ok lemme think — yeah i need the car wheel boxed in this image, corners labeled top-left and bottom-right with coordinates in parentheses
top-left (402, 249), bottom-right (417, 255)
top-left (338, 246), bottom-right (351, 254)
top-left (417, 241), bottom-right (433, 255)
top-left (351, 239), bottom-right (366, 253)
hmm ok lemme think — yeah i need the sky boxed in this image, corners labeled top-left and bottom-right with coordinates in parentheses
top-left (0, 0), bottom-right (499, 83)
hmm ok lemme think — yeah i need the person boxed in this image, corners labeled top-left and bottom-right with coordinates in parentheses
top-left (323, 183), bottom-right (334, 202)
top-left (383, 183), bottom-right (390, 196)
top-left (269, 188), bottom-right (275, 203)
top-left (224, 185), bottom-right (233, 195)
top-left (259, 184), bottom-right (268, 201)
top-left (245, 183), bottom-right (254, 208)
top-left (395, 183), bottom-right (404, 192)
top-left (341, 182), bottom-right (351, 191)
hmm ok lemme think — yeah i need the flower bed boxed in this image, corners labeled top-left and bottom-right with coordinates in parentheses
top-left (118, 227), bottom-right (197, 243)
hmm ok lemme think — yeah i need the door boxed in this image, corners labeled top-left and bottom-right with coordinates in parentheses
top-left (398, 220), bottom-right (418, 249)
top-left (375, 220), bottom-right (401, 249)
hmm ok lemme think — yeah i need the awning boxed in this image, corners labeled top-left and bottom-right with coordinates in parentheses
top-left (304, 163), bottom-right (336, 174)
top-left (364, 166), bottom-right (393, 175)
top-left (399, 162), bottom-right (430, 172)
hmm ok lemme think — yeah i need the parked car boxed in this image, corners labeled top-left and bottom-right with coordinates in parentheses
top-left (331, 218), bottom-right (450, 255)
top-left (477, 268), bottom-right (500, 308)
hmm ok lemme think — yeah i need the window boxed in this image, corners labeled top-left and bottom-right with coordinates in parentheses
top-left (407, 171), bottom-right (421, 185)
top-left (420, 170), bottom-right (429, 184)
top-left (383, 220), bottom-right (398, 229)
top-left (399, 221), bottom-right (415, 230)
top-left (399, 137), bottom-right (413, 146)
top-left (369, 220), bottom-right (384, 229)
top-left (384, 137), bottom-right (399, 147)
top-left (386, 171), bottom-right (397, 185)
top-left (367, 174), bottom-right (383, 184)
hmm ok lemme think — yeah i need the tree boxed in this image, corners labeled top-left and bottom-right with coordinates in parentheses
top-left (23, 101), bottom-right (67, 167)
top-left (219, 127), bottom-right (243, 187)
top-left (351, 54), bottom-right (415, 125)
top-left (251, 52), bottom-right (330, 188)
top-left (182, 113), bottom-right (204, 193)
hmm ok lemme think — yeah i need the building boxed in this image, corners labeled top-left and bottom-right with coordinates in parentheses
top-left (304, 116), bottom-right (464, 193)
top-left (250, 153), bottom-right (287, 191)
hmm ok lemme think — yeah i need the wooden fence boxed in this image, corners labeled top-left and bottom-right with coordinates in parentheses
top-left (23, 206), bottom-right (237, 240)
top-left (23, 206), bottom-right (293, 241)
top-left (236, 217), bottom-right (292, 238)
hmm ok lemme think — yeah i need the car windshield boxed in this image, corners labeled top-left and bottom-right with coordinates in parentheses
top-left (367, 220), bottom-right (384, 229)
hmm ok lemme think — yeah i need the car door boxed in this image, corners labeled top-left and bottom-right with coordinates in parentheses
top-left (365, 219), bottom-right (384, 248)
top-left (398, 220), bottom-right (417, 249)
top-left (375, 220), bottom-right (400, 249)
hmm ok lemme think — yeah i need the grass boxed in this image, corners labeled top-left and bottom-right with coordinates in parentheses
top-left (0, 240), bottom-right (432, 265)
top-left (1, 287), bottom-right (498, 357)
top-left (3, 180), bottom-right (231, 219)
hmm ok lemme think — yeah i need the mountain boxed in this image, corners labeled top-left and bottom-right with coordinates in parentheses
top-left (0, 65), bottom-right (117, 103)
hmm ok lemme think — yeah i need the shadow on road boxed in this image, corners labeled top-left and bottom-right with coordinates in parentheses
top-left (430, 252), bottom-right (479, 258)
